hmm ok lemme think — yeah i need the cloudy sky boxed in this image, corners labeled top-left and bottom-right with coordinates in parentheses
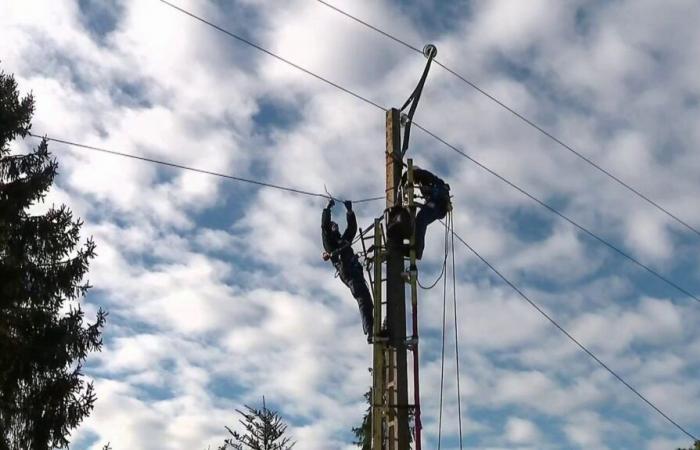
top-left (3, 0), bottom-right (700, 449)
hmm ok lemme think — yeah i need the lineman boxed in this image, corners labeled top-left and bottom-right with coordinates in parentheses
top-left (409, 167), bottom-right (451, 259)
top-left (321, 198), bottom-right (374, 343)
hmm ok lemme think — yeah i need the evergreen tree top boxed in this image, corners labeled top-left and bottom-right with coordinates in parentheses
top-left (1, 63), bottom-right (106, 450)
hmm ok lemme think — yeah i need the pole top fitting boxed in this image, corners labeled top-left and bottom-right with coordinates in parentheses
top-left (423, 44), bottom-right (437, 59)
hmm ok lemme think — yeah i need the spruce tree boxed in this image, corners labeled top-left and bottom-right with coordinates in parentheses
top-left (0, 67), bottom-right (106, 449)
top-left (352, 385), bottom-right (413, 449)
top-left (351, 389), bottom-right (371, 450)
top-left (219, 398), bottom-right (295, 450)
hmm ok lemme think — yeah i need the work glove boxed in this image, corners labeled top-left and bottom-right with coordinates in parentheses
top-left (326, 198), bottom-right (335, 209)
top-left (344, 200), bottom-right (352, 211)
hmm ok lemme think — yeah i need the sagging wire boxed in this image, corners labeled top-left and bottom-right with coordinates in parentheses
top-left (450, 212), bottom-right (464, 449)
top-left (417, 213), bottom-right (449, 290)
top-left (29, 134), bottom-right (385, 204)
top-left (436, 211), bottom-right (465, 449)
top-left (437, 211), bottom-right (449, 450)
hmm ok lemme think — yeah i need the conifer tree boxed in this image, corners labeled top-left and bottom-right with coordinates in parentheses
top-left (351, 390), bottom-right (371, 450)
top-left (0, 66), bottom-right (106, 449)
top-left (352, 385), bottom-right (413, 449)
top-left (219, 398), bottom-right (295, 450)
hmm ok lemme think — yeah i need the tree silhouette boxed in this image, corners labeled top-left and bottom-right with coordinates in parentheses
top-left (218, 398), bottom-right (295, 450)
top-left (352, 384), bottom-right (414, 449)
top-left (0, 65), bottom-right (106, 449)
top-left (351, 389), bottom-right (371, 450)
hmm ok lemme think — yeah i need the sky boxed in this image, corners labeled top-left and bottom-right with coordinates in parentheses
top-left (2, 0), bottom-right (700, 449)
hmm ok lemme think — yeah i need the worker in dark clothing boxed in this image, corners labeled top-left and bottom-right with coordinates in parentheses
top-left (408, 167), bottom-right (451, 260)
top-left (322, 198), bottom-right (375, 343)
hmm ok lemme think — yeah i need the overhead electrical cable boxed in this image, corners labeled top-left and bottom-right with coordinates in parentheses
top-left (444, 221), bottom-right (698, 442)
top-left (417, 215), bottom-right (449, 290)
top-left (155, 0), bottom-right (699, 304)
top-left (158, 0), bottom-right (386, 112)
top-left (313, 0), bottom-right (700, 239)
top-left (415, 123), bottom-right (700, 304)
top-left (27, 134), bottom-right (384, 204)
top-left (436, 224), bottom-right (449, 450)
top-left (449, 213), bottom-right (464, 449)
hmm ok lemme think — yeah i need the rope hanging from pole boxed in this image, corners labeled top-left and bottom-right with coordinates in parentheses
top-left (400, 44), bottom-right (437, 156)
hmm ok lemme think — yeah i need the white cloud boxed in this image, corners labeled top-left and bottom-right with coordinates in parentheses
top-left (505, 417), bottom-right (541, 444)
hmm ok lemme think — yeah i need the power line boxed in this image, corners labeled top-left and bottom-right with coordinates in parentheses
top-left (413, 123), bottom-right (700, 304)
top-left (446, 221), bottom-right (698, 442)
top-left (315, 0), bottom-right (423, 54)
top-left (437, 218), bottom-right (449, 450)
top-left (155, 0), bottom-right (699, 304)
top-left (417, 215), bottom-right (449, 290)
top-left (28, 133), bottom-right (384, 204)
top-left (313, 0), bottom-right (700, 239)
top-left (449, 213), bottom-right (464, 450)
top-left (157, 0), bottom-right (386, 113)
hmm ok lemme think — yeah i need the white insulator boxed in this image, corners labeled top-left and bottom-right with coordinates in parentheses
top-left (423, 44), bottom-right (437, 59)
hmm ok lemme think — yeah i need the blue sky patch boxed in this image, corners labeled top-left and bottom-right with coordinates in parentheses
top-left (78, 0), bottom-right (123, 41)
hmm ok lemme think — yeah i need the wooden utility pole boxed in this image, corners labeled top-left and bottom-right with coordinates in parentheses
top-left (372, 46), bottom-right (435, 448)
top-left (384, 108), bottom-right (410, 449)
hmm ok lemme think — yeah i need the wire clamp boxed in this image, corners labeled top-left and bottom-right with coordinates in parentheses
top-left (405, 336), bottom-right (419, 350)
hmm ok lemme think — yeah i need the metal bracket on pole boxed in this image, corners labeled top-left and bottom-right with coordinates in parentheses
top-left (399, 44), bottom-right (437, 156)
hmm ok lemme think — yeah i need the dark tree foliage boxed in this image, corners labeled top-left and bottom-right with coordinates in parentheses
top-left (351, 389), bottom-right (371, 450)
top-left (218, 399), bottom-right (295, 450)
top-left (0, 67), bottom-right (106, 450)
top-left (676, 441), bottom-right (700, 450)
top-left (352, 385), bottom-right (414, 449)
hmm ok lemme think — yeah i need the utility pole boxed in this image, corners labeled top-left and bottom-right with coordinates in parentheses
top-left (371, 46), bottom-right (436, 450)
top-left (384, 108), bottom-right (410, 449)
top-left (370, 108), bottom-right (411, 450)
